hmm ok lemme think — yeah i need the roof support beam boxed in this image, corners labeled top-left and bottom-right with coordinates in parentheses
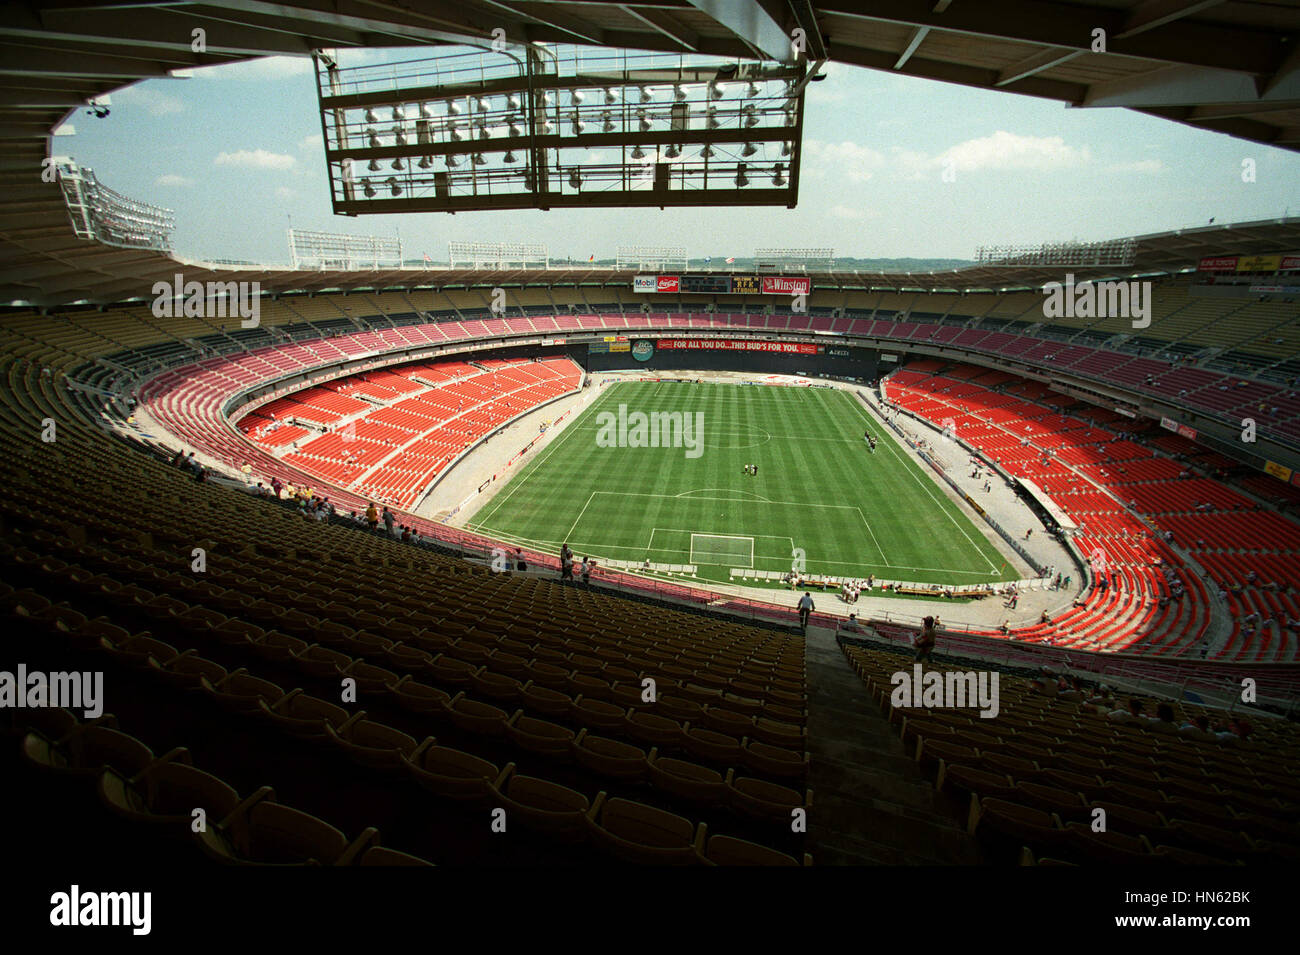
top-left (1115, 0), bottom-right (1227, 40)
top-left (995, 46), bottom-right (1079, 86)
top-left (893, 26), bottom-right (929, 70)
top-left (617, 6), bottom-right (700, 52)
top-left (685, 0), bottom-right (797, 63)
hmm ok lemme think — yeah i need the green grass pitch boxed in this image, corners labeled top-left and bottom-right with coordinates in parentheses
top-left (467, 381), bottom-right (1019, 591)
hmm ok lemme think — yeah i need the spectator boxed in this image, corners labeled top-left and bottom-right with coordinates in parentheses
top-left (515, 547), bottom-right (527, 572)
top-left (1108, 698), bottom-right (1145, 724)
top-left (365, 503), bottom-right (378, 530)
top-left (914, 615), bottom-right (937, 663)
top-left (382, 506), bottom-right (395, 535)
top-left (797, 592), bottom-right (815, 631)
top-left (1146, 702), bottom-right (1178, 734)
top-left (1178, 714), bottom-right (1213, 741)
top-left (841, 613), bottom-right (860, 633)
top-left (580, 557), bottom-right (591, 585)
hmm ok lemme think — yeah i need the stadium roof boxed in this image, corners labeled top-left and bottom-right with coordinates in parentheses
top-left (1, 2), bottom-right (1298, 308)
top-left (3, 211), bottom-right (1298, 308)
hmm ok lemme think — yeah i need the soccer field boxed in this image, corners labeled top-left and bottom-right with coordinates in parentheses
top-left (467, 381), bottom-right (1018, 590)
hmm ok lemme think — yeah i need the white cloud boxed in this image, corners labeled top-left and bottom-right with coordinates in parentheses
top-left (802, 140), bottom-right (888, 183)
top-left (155, 174), bottom-right (193, 187)
top-left (1107, 158), bottom-right (1165, 174)
top-left (298, 134), bottom-right (320, 151)
top-left (275, 186), bottom-right (296, 199)
top-left (938, 131), bottom-right (1090, 173)
top-left (214, 149), bottom-right (296, 170)
top-left (115, 85), bottom-right (184, 116)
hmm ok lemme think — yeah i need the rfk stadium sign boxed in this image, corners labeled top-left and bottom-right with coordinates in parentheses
top-left (656, 339), bottom-right (818, 354)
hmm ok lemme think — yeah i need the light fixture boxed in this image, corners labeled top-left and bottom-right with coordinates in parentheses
top-left (571, 90), bottom-right (585, 105)
top-left (604, 89), bottom-right (618, 104)
top-left (507, 93), bottom-right (522, 110)
top-left (392, 106), bottom-right (405, 121)
top-left (391, 157), bottom-right (405, 170)
top-left (568, 170), bottom-right (581, 189)
top-left (395, 129), bottom-right (408, 146)
top-left (601, 111), bottom-right (615, 133)
top-left (543, 91), bottom-right (554, 106)
top-left (367, 132), bottom-right (381, 148)
top-left (472, 153), bottom-right (486, 165)
top-left (448, 101), bottom-right (463, 115)
top-left (781, 141), bottom-right (793, 156)
top-left (743, 105), bottom-right (759, 128)
top-left (734, 163), bottom-right (748, 187)
top-left (674, 85), bottom-right (687, 102)
top-left (503, 150), bottom-right (518, 163)
top-left (631, 145), bottom-right (645, 159)
top-left (541, 119), bottom-right (554, 134)
top-left (418, 156), bottom-right (433, 169)
top-left (747, 82), bottom-right (761, 97)
top-left (571, 111), bottom-right (585, 134)
top-left (741, 142), bottom-right (757, 157)
top-left (364, 109), bottom-right (378, 123)
top-left (706, 106), bottom-right (719, 129)
top-left (638, 86), bottom-right (653, 103)
top-left (700, 144), bottom-right (715, 159)
top-left (665, 144), bottom-right (681, 159)
top-left (419, 103), bottom-right (435, 119)
top-left (446, 154), bottom-right (460, 167)
top-left (709, 82), bottom-right (724, 100)
top-left (772, 162), bottom-right (786, 187)
top-left (476, 120), bottom-right (490, 139)
top-left (449, 122), bottom-right (464, 141)
top-left (367, 158), bottom-right (382, 172)
top-left (387, 177), bottom-right (401, 196)
top-left (508, 121), bottom-right (523, 137)
top-left (362, 179), bottom-right (376, 198)
top-left (637, 108), bottom-right (651, 132)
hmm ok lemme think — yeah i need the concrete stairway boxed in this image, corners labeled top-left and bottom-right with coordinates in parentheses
top-left (803, 625), bottom-right (980, 864)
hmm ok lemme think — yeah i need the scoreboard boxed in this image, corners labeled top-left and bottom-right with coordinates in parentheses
top-left (634, 274), bottom-right (810, 295)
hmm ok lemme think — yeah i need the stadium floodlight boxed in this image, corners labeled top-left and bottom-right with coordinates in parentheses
top-left (365, 108), bottom-right (378, 122)
top-left (735, 163), bottom-right (748, 187)
top-left (975, 239), bottom-right (1138, 268)
top-left (448, 241), bottom-right (548, 269)
top-left (772, 163), bottom-right (786, 186)
top-left (616, 245), bottom-right (687, 270)
top-left (315, 45), bottom-right (806, 212)
top-left (57, 161), bottom-right (175, 251)
top-left (568, 170), bottom-right (581, 189)
top-left (363, 180), bottom-right (376, 198)
top-left (387, 177), bottom-right (401, 196)
top-left (742, 142), bottom-right (757, 157)
top-left (288, 227), bottom-right (402, 269)
top-left (367, 158), bottom-right (381, 171)
top-left (781, 141), bottom-right (793, 156)
top-left (754, 247), bottom-right (835, 270)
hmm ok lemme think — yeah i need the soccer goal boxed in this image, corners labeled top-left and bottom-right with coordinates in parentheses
top-left (690, 533), bottom-right (755, 568)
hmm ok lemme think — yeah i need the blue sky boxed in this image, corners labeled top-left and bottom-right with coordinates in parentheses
top-left (60, 50), bottom-right (1300, 265)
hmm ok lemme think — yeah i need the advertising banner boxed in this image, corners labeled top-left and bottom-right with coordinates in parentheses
top-left (655, 338), bottom-right (818, 354)
top-left (761, 275), bottom-right (811, 295)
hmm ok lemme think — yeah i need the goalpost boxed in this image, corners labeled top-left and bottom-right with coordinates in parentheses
top-left (690, 533), bottom-right (755, 568)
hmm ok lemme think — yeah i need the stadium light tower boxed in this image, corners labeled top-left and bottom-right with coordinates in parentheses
top-left (314, 43), bottom-right (808, 214)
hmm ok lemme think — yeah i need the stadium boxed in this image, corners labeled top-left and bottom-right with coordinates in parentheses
top-left (2, 0), bottom-right (1299, 915)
